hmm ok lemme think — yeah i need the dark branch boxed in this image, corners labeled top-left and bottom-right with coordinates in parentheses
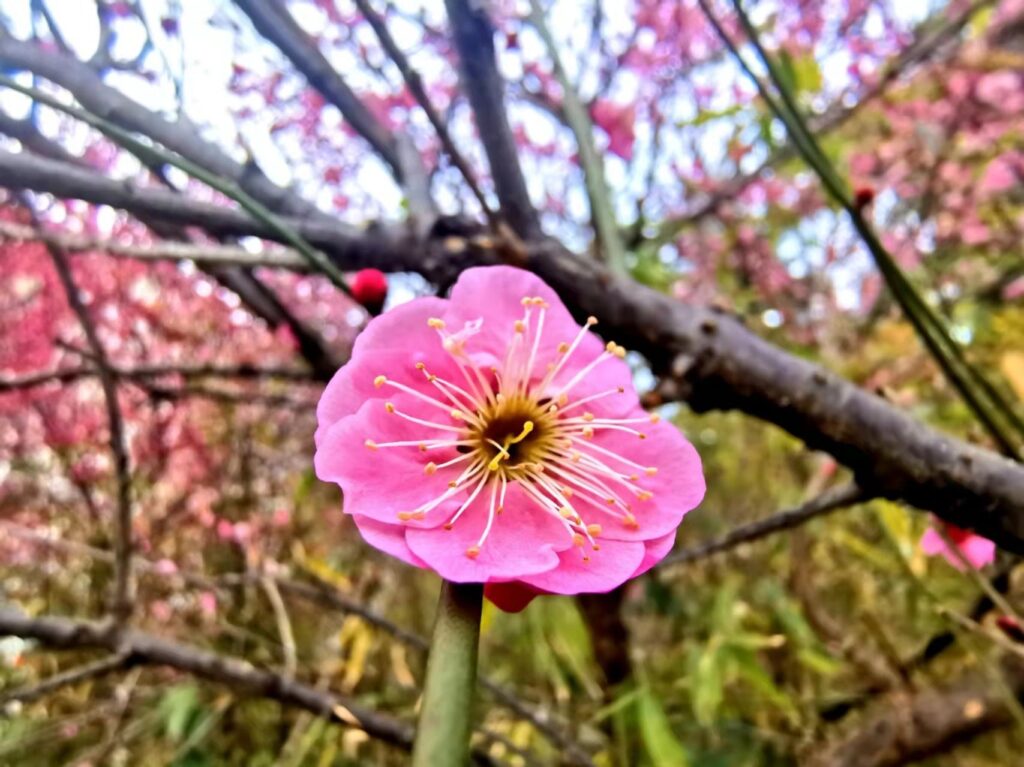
top-left (0, 607), bottom-right (418, 753)
top-left (661, 483), bottom-right (868, 569)
top-left (805, 655), bottom-right (1024, 767)
top-left (46, 234), bottom-right (135, 621)
top-left (231, 0), bottom-right (434, 220)
top-left (444, 0), bottom-right (540, 237)
top-left (0, 653), bottom-right (130, 705)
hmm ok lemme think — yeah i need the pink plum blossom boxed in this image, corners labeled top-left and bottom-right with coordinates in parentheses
top-left (315, 266), bottom-right (705, 611)
top-left (920, 521), bottom-right (995, 571)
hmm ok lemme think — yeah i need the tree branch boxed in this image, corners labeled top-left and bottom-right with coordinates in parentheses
top-left (4, 149), bottom-right (1024, 551)
top-left (45, 233), bottom-right (135, 621)
top-left (660, 483), bottom-right (868, 569)
top-left (231, 0), bottom-right (434, 221)
top-left (0, 607), bottom-right (420, 753)
top-left (805, 655), bottom-right (1024, 767)
top-left (0, 652), bottom-right (130, 705)
top-left (443, 0), bottom-right (540, 238)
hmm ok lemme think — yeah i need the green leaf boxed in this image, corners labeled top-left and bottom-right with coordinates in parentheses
top-left (690, 642), bottom-right (724, 726)
top-left (159, 683), bottom-right (201, 742)
top-left (637, 687), bottom-right (690, 767)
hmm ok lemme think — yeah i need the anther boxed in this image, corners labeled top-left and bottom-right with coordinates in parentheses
top-left (373, 375), bottom-right (386, 388)
top-left (514, 320), bottom-right (526, 333)
top-left (649, 413), bottom-right (661, 423)
top-left (645, 467), bottom-right (658, 476)
top-left (466, 545), bottom-right (481, 558)
top-left (581, 426), bottom-right (594, 439)
top-left (637, 490), bottom-right (653, 501)
top-left (586, 316), bottom-right (598, 326)
top-left (587, 524), bottom-right (602, 536)
top-left (448, 480), bottom-right (458, 488)
top-left (582, 412), bottom-right (595, 422)
top-left (364, 439), bottom-right (379, 450)
top-left (624, 512), bottom-right (639, 529)
top-left (385, 402), bottom-right (395, 413)
top-left (557, 342), bottom-right (570, 353)
top-left (573, 534), bottom-right (585, 547)
top-left (424, 462), bottom-right (437, 475)
top-left (427, 318), bottom-right (445, 329)
top-left (559, 507), bottom-right (575, 519)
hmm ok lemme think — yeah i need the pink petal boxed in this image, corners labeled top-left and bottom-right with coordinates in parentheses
top-left (560, 418), bottom-right (705, 543)
top-left (352, 515), bottom-right (428, 568)
top-left (315, 398), bottom-right (465, 529)
top-left (521, 537), bottom-right (646, 594)
top-left (405, 483), bottom-right (566, 582)
top-left (631, 530), bottom-right (677, 578)
top-left (315, 296), bottom-right (450, 446)
top-left (960, 535), bottom-right (996, 570)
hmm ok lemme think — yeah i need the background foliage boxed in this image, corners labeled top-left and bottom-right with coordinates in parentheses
top-left (1, 0), bottom-right (1024, 765)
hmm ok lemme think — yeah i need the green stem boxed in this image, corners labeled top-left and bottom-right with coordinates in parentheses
top-left (412, 580), bottom-right (483, 767)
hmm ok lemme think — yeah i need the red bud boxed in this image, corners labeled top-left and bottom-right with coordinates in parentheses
top-left (350, 268), bottom-right (388, 315)
top-left (853, 186), bottom-right (875, 209)
top-left (997, 614), bottom-right (1024, 642)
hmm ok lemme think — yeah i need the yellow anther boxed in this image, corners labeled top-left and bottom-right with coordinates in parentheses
top-left (624, 513), bottom-right (639, 529)
top-left (637, 490), bottom-right (653, 501)
top-left (557, 341), bottom-right (570, 353)
top-left (424, 462), bottom-right (437, 476)
top-left (571, 450), bottom-right (582, 462)
top-left (496, 505), bottom-right (504, 514)
top-left (559, 507), bottom-right (575, 519)
top-left (415, 362), bottom-right (427, 370)
top-left (606, 497), bottom-right (616, 505)
top-left (562, 487), bottom-right (574, 498)
top-left (649, 413), bottom-right (661, 423)
top-left (450, 410), bottom-right (464, 420)
top-left (532, 297), bottom-right (547, 307)
top-left (418, 444), bottom-right (428, 451)
top-left (605, 341), bottom-right (616, 353)
top-left (587, 524), bottom-right (602, 537)
top-left (613, 345), bottom-right (626, 359)
top-left (581, 426), bottom-right (594, 439)
top-left (557, 393), bottom-right (569, 406)
top-left (582, 412), bottom-right (595, 422)
top-left (385, 402), bottom-right (395, 413)
top-left (586, 316), bottom-right (598, 326)
top-left (638, 433), bottom-right (647, 440)
top-left (427, 318), bottom-right (445, 329)
top-left (645, 467), bottom-right (658, 476)
top-left (466, 545), bottom-right (481, 558)
top-left (573, 534), bottom-right (585, 547)
top-left (514, 320), bottom-right (526, 333)
top-left (630, 474), bottom-right (639, 481)
top-left (364, 439), bottom-right (378, 450)
top-left (398, 511), bottom-right (425, 521)
top-left (520, 296), bottom-right (532, 306)
top-left (373, 375), bottom-right (387, 388)
top-left (448, 480), bottom-right (459, 488)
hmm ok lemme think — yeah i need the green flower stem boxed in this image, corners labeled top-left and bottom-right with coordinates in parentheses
top-left (412, 580), bottom-right (484, 767)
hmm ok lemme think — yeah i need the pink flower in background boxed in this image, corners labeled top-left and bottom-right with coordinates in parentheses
top-left (921, 521), bottom-right (995, 570)
top-left (315, 266), bottom-right (705, 611)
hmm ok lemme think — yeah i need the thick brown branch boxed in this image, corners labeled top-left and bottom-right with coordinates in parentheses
top-left (4, 150), bottom-right (1024, 551)
top-left (444, 0), bottom-right (540, 237)
top-left (805, 655), bottom-right (1024, 767)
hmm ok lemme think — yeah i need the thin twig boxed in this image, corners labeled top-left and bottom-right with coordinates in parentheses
top-left (44, 229), bottom-right (135, 621)
top-left (0, 219), bottom-right (308, 270)
top-left (0, 653), bottom-right (130, 705)
top-left (261, 576), bottom-right (298, 679)
top-left (352, 0), bottom-right (498, 228)
top-left (660, 483), bottom-right (868, 570)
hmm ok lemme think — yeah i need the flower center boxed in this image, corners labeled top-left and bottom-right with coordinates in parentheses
top-left (474, 395), bottom-right (553, 470)
top-left (366, 296), bottom-right (660, 561)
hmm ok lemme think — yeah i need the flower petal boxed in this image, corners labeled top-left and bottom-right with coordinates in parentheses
top-left (352, 515), bottom-right (428, 568)
top-left (631, 530), bottom-right (677, 578)
top-left (521, 537), bottom-right (646, 595)
top-left (315, 398), bottom-right (467, 529)
top-left (405, 483), bottom-right (567, 582)
top-left (315, 296), bottom-right (451, 446)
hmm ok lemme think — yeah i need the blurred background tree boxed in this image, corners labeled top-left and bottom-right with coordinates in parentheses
top-left (1, 0), bottom-right (1024, 765)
